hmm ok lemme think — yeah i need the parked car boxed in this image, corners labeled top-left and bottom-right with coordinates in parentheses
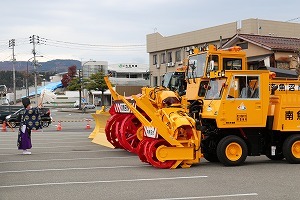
top-left (83, 103), bottom-right (96, 109)
top-left (5, 107), bottom-right (52, 128)
top-left (73, 100), bottom-right (88, 108)
top-left (0, 105), bottom-right (23, 123)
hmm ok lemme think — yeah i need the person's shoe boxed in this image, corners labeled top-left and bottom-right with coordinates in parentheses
top-left (23, 150), bottom-right (31, 155)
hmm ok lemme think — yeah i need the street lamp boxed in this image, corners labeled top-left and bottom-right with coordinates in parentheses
top-left (26, 55), bottom-right (43, 100)
top-left (79, 60), bottom-right (96, 109)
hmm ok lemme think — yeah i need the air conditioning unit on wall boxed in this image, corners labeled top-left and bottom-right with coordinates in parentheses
top-left (167, 62), bottom-right (174, 67)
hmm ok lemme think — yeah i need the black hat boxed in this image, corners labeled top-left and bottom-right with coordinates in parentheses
top-left (22, 97), bottom-right (31, 108)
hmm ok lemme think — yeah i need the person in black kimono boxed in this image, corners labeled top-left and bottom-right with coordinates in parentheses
top-left (17, 97), bottom-right (42, 155)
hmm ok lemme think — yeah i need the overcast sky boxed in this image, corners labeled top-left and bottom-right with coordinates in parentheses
top-left (0, 0), bottom-right (299, 65)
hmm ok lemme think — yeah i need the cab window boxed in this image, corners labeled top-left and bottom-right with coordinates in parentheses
top-left (205, 78), bottom-right (226, 99)
top-left (223, 58), bottom-right (242, 70)
top-left (227, 75), bottom-right (260, 99)
top-left (206, 55), bottom-right (219, 73)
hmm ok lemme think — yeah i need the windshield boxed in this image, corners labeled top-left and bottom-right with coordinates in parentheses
top-left (205, 78), bottom-right (227, 99)
top-left (188, 53), bottom-right (207, 78)
top-left (163, 72), bottom-right (186, 94)
top-left (162, 72), bottom-right (173, 88)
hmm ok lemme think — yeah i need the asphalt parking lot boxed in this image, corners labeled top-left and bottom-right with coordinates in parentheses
top-left (1, 116), bottom-right (300, 200)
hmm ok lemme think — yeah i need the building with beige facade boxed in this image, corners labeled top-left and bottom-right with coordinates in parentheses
top-left (147, 18), bottom-right (300, 86)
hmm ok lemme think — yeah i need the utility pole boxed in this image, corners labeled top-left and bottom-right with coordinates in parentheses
top-left (79, 69), bottom-right (82, 110)
top-left (29, 35), bottom-right (40, 106)
top-left (9, 39), bottom-right (16, 105)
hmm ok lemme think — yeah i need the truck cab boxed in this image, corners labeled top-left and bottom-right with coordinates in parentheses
top-left (202, 70), bottom-right (270, 128)
top-left (185, 45), bottom-right (247, 101)
top-left (200, 70), bottom-right (300, 166)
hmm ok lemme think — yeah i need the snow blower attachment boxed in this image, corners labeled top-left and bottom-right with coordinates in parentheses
top-left (104, 76), bottom-right (202, 169)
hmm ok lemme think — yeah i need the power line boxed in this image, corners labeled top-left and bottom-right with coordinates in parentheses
top-left (42, 43), bottom-right (145, 51)
top-left (0, 36), bottom-right (146, 62)
top-left (37, 36), bottom-right (146, 52)
top-left (40, 37), bottom-right (146, 47)
top-left (0, 36), bottom-right (145, 50)
top-left (41, 40), bottom-right (145, 51)
top-left (1, 54), bottom-right (12, 62)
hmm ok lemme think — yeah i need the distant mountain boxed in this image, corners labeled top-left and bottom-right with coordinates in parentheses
top-left (0, 59), bottom-right (81, 73)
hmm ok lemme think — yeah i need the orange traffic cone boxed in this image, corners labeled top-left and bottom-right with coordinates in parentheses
top-left (85, 119), bottom-right (91, 130)
top-left (57, 121), bottom-right (62, 131)
top-left (2, 121), bottom-right (7, 132)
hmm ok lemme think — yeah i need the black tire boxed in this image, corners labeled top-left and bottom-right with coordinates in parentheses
top-left (283, 134), bottom-right (300, 164)
top-left (42, 121), bottom-right (49, 127)
top-left (217, 135), bottom-right (248, 166)
top-left (203, 153), bottom-right (219, 162)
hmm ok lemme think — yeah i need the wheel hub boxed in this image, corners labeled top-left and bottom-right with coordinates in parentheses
top-left (226, 142), bottom-right (242, 161)
top-left (292, 141), bottom-right (300, 158)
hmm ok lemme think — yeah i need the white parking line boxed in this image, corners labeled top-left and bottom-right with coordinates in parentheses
top-left (0, 164), bottom-right (150, 174)
top-left (0, 149), bottom-right (123, 156)
top-left (0, 137), bottom-right (90, 142)
top-left (147, 193), bottom-right (258, 200)
top-left (0, 156), bottom-right (136, 164)
top-left (0, 144), bottom-right (96, 150)
top-left (0, 136), bottom-right (91, 140)
top-left (0, 175), bottom-right (207, 189)
top-left (0, 132), bottom-right (90, 136)
top-left (0, 141), bottom-right (91, 146)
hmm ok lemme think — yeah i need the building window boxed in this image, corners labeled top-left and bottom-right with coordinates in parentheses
top-left (167, 52), bottom-right (172, 63)
top-left (153, 76), bottom-right (158, 86)
top-left (175, 50), bottom-right (181, 62)
top-left (126, 74), bottom-right (138, 78)
top-left (160, 75), bottom-right (164, 85)
top-left (161, 53), bottom-right (166, 64)
top-left (153, 55), bottom-right (157, 65)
